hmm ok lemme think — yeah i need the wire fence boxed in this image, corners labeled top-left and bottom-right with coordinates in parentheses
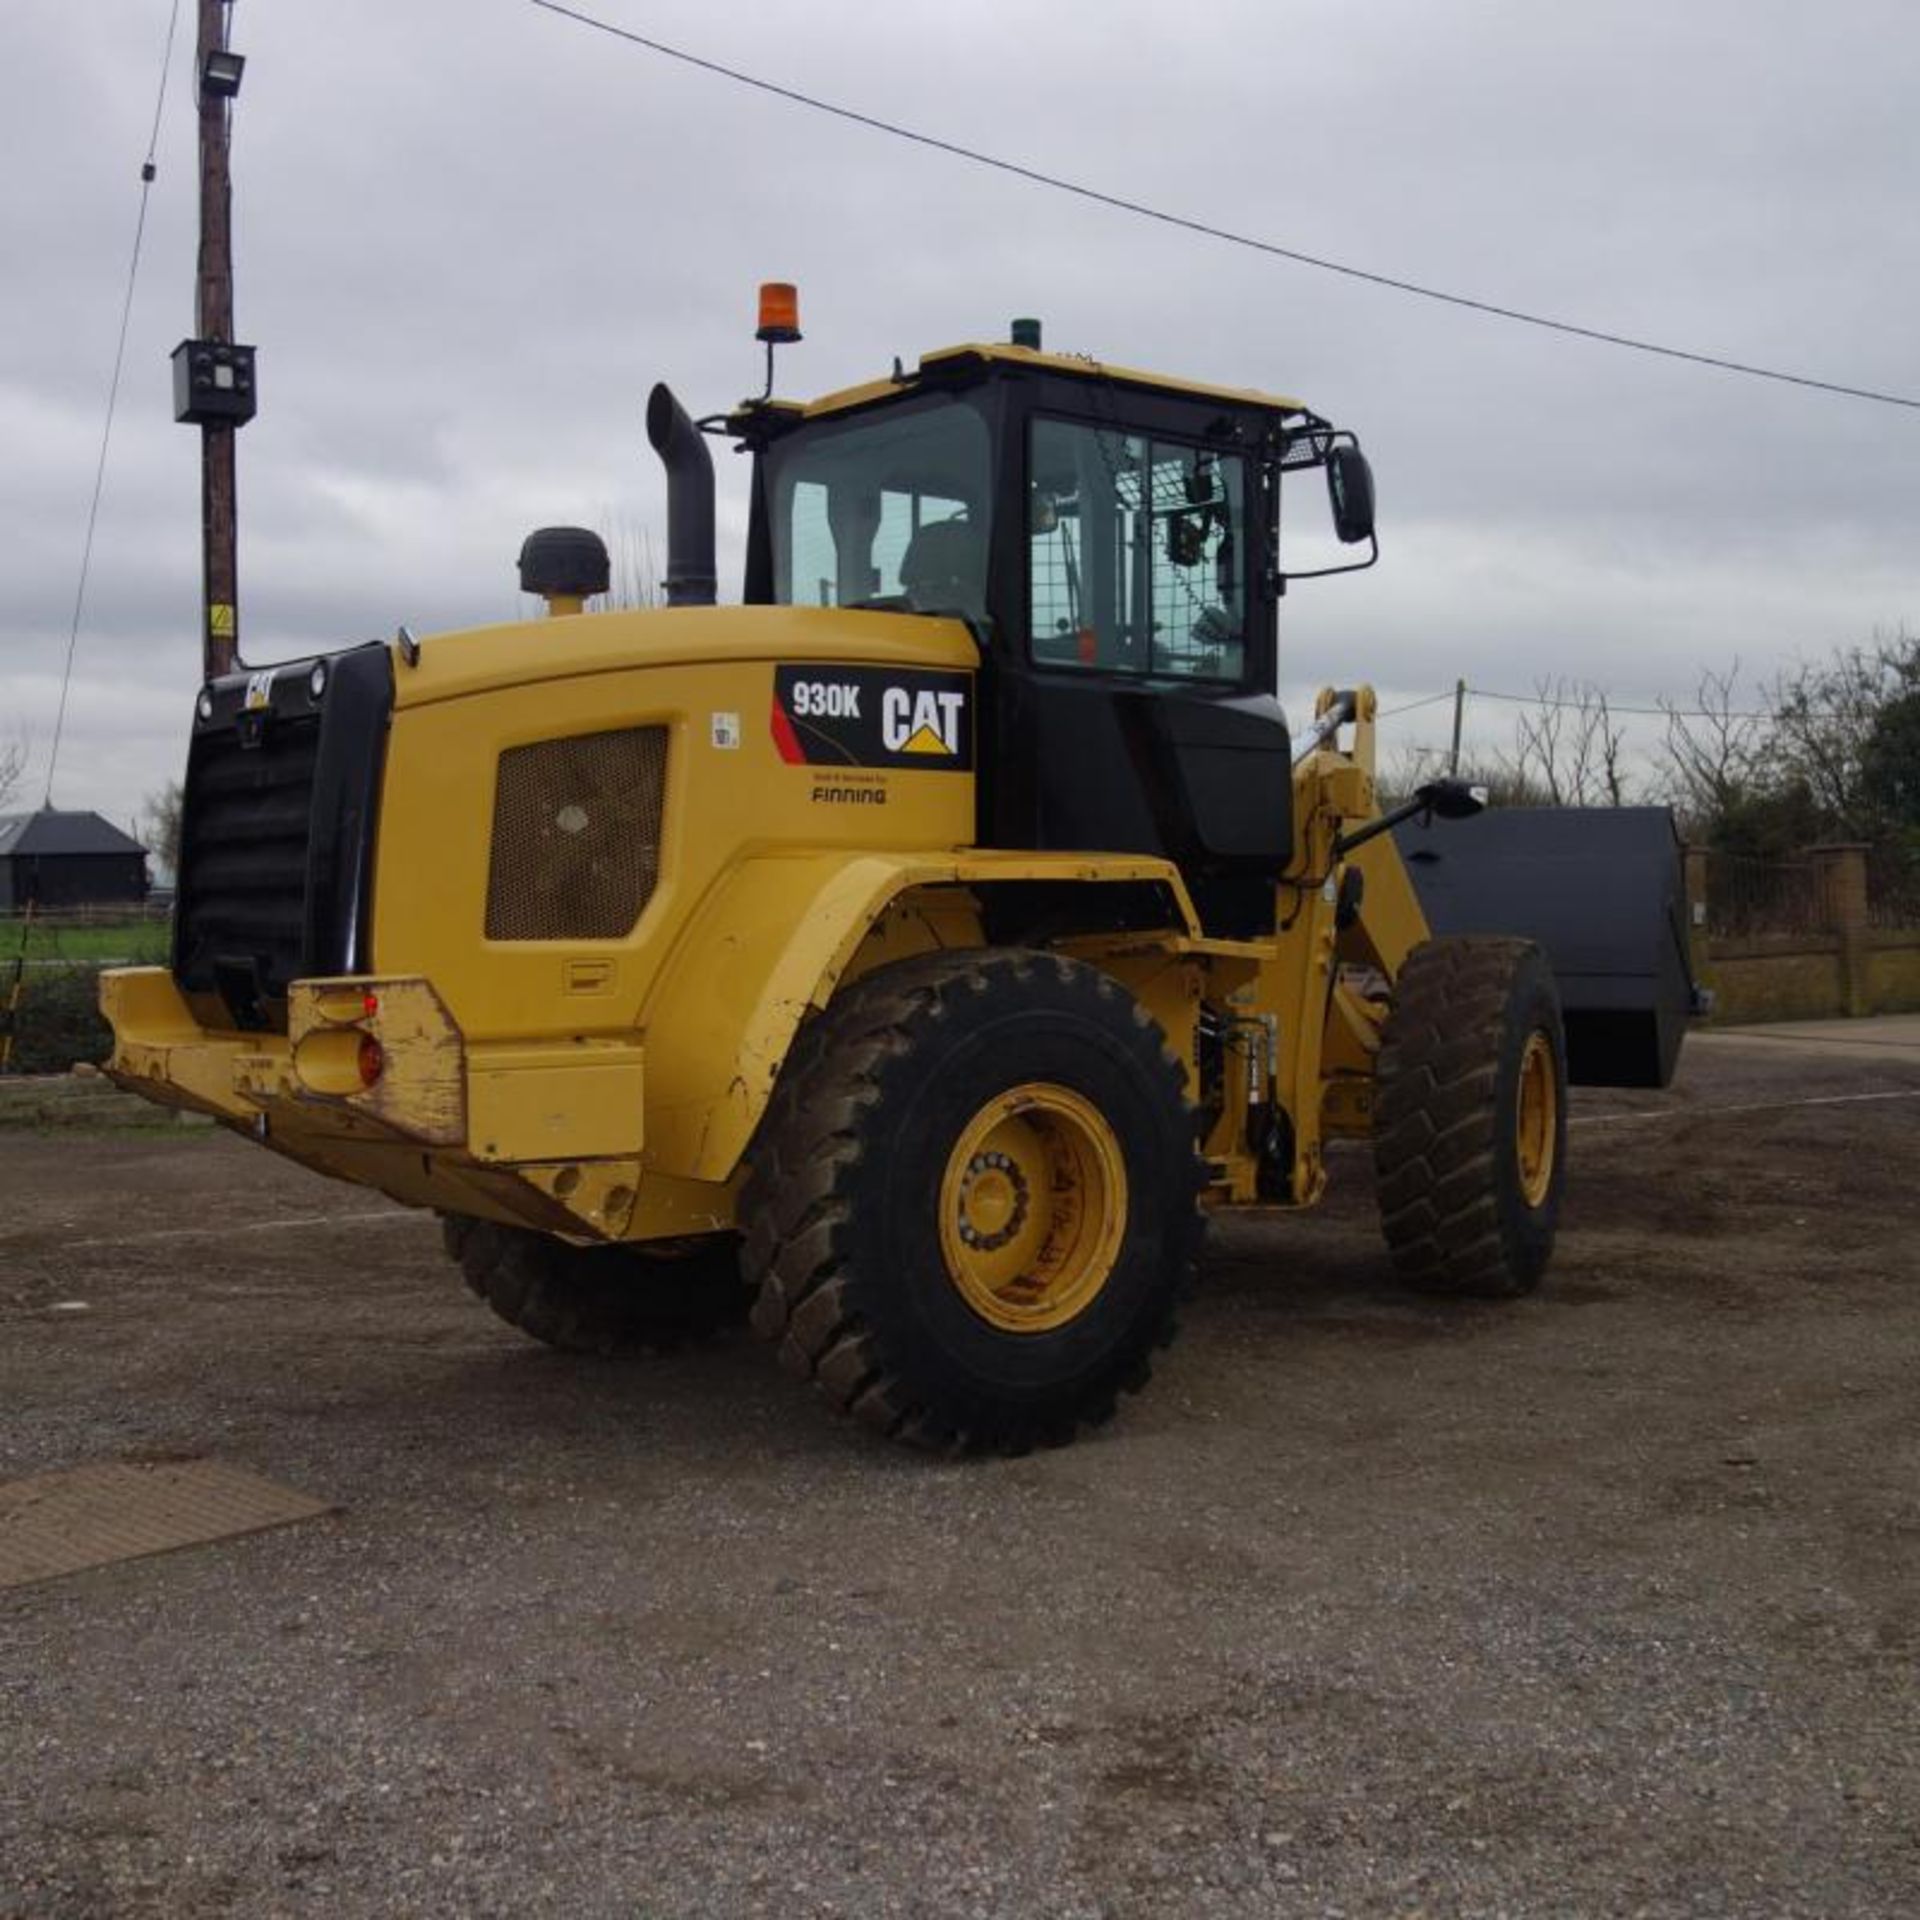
top-left (0, 902), bottom-right (170, 925)
top-left (1867, 844), bottom-right (1920, 932)
top-left (0, 908), bottom-right (170, 1074)
top-left (1705, 855), bottom-right (1826, 938)
top-left (1701, 847), bottom-right (1920, 938)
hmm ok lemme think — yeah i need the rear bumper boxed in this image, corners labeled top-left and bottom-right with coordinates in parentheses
top-left (99, 968), bottom-right (726, 1241)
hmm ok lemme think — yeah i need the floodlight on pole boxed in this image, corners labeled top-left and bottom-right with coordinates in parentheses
top-left (200, 47), bottom-right (245, 99)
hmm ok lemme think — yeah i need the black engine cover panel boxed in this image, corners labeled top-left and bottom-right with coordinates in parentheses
top-left (995, 675), bottom-right (1293, 904)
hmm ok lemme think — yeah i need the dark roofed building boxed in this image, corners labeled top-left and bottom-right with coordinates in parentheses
top-left (0, 809), bottom-right (149, 911)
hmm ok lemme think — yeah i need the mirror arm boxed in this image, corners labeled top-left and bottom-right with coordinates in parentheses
top-left (1274, 530), bottom-right (1380, 586)
top-left (1268, 425), bottom-right (1378, 585)
top-left (1331, 776), bottom-right (1487, 861)
top-left (1331, 790), bottom-right (1433, 862)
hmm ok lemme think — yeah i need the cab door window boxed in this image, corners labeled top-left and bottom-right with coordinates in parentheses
top-left (1028, 417), bottom-right (1246, 681)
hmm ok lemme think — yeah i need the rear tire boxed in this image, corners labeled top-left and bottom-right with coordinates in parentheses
top-left (1373, 937), bottom-right (1566, 1297)
top-left (740, 949), bottom-right (1204, 1453)
top-left (442, 1216), bottom-right (748, 1354)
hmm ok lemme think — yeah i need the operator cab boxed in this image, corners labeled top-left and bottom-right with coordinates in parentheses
top-left (727, 325), bottom-right (1376, 937)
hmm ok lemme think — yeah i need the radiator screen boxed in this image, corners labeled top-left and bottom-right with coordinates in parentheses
top-left (485, 726), bottom-right (667, 940)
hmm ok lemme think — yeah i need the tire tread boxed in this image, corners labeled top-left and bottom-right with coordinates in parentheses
top-left (739, 949), bottom-right (1205, 1453)
top-left (1373, 936), bottom-right (1563, 1298)
top-left (444, 1215), bottom-right (748, 1354)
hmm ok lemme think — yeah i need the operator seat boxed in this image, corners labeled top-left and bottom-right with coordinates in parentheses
top-left (897, 516), bottom-right (982, 617)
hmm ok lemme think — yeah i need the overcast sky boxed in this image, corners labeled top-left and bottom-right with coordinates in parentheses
top-left (5, 0), bottom-right (1916, 831)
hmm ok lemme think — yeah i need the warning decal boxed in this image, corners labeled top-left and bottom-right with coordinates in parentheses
top-left (771, 665), bottom-right (973, 772)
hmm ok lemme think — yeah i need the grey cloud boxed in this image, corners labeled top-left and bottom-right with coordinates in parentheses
top-left (4, 0), bottom-right (1914, 823)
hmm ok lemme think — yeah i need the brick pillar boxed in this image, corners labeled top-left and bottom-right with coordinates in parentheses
top-left (1807, 843), bottom-right (1870, 1016)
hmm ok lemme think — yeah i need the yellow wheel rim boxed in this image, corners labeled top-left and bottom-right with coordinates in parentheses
top-left (1515, 1029), bottom-right (1559, 1209)
top-left (938, 1082), bottom-right (1129, 1333)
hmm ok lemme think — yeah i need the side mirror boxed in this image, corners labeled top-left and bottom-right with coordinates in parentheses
top-left (1327, 445), bottom-right (1376, 545)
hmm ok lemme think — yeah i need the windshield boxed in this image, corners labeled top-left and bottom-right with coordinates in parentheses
top-left (764, 397), bottom-right (992, 620)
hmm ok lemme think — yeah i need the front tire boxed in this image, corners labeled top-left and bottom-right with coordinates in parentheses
top-left (1373, 937), bottom-right (1567, 1297)
top-left (741, 950), bottom-right (1204, 1453)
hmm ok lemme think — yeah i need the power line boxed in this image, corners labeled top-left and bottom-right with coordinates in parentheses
top-left (1376, 691), bottom-right (1457, 720)
top-left (1375, 683), bottom-right (1846, 723)
top-left (529, 0), bottom-right (1920, 414)
top-left (1465, 684), bottom-right (1781, 721)
top-left (44, 0), bottom-right (185, 808)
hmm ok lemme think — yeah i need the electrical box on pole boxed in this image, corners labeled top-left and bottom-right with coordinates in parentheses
top-left (171, 339), bottom-right (256, 425)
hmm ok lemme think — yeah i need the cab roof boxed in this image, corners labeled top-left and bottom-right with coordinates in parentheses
top-left (788, 341), bottom-right (1311, 424)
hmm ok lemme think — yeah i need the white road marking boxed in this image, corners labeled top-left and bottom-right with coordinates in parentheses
top-left (1701, 1029), bottom-right (1920, 1051)
top-left (1576, 1088), bottom-right (1920, 1127)
top-left (68, 1208), bottom-right (420, 1250)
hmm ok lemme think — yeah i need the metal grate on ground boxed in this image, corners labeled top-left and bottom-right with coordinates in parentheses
top-left (0, 1457), bottom-right (335, 1590)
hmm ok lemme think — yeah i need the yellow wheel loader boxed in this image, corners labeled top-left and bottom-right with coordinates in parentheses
top-left (103, 301), bottom-right (1675, 1452)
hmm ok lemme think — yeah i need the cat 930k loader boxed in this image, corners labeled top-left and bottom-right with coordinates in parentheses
top-left (102, 297), bottom-right (1683, 1452)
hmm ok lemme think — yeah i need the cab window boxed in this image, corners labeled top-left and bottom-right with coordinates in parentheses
top-left (769, 399), bottom-right (991, 618)
top-left (1029, 416), bottom-right (1246, 681)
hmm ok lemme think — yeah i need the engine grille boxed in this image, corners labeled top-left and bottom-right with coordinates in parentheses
top-left (174, 715), bottom-right (321, 1003)
top-left (172, 642), bottom-right (392, 1028)
top-left (485, 726), bottom-right (668, 941)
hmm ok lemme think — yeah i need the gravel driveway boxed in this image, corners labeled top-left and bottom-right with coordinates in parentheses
top-left (2, 1023), bottom-right (1917, 1918)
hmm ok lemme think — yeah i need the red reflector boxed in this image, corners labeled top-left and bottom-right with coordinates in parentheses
top-left (362, 992), bottom-right (380, 1017)
top-left (357, 1034), bottom-right (385, 1088)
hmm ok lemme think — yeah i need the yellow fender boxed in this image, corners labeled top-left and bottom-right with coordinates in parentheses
top-left (641, 849), bottom-right (1199, 1184)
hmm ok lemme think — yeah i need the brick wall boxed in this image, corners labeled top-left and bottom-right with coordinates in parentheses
top-left (1689, 843), bottom-right (1920, 1023)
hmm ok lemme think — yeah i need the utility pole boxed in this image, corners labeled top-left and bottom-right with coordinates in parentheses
top-left (171, 0), bottom-right (254, 682)
top-left (1449, 677), bottom-right (1467, 775)
top-left (196, 0), bottom-right (236, 679)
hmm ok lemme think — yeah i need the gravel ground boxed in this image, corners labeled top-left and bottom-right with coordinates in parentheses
top-left (2, 1023), bottom-right (1918, 1919)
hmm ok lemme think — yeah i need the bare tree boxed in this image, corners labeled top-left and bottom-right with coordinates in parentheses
top-left (1596, 691), bottom-right (1630, 807)
top-left (1376, 744), bottom-right (1547, 811)
top-left (0, 732), bottom-right (29, 814)
top-left (1656, 661), bottom-right (1766, 838)
top-left (597, 516), bottom-right (663, 611)
top-left (1863, 631), bottom-right (1920, 832)
top-left (142, 780), bottom-right (184, 874)
top-left (1766, 628), bottom-right (1919, 836)
top-left (1501, 678), bottom-right (1629, 806)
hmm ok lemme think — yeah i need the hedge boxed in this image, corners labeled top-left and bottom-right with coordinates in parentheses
top-left (5, 964), bottom-right (116, 1076)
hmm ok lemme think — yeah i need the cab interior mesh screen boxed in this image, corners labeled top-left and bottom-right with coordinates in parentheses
top-left (486, 726), bottom-right (668, 940)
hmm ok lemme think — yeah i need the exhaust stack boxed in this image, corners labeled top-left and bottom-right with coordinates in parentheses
top-left (645, 383), bottom-right (717, 608)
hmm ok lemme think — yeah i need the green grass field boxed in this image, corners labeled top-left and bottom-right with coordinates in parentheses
top-left (1, 917), bottom-right (171, 966)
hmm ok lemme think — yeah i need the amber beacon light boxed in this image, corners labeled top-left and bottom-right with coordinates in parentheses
top-left (756, 282), bottom-right (802, 344)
